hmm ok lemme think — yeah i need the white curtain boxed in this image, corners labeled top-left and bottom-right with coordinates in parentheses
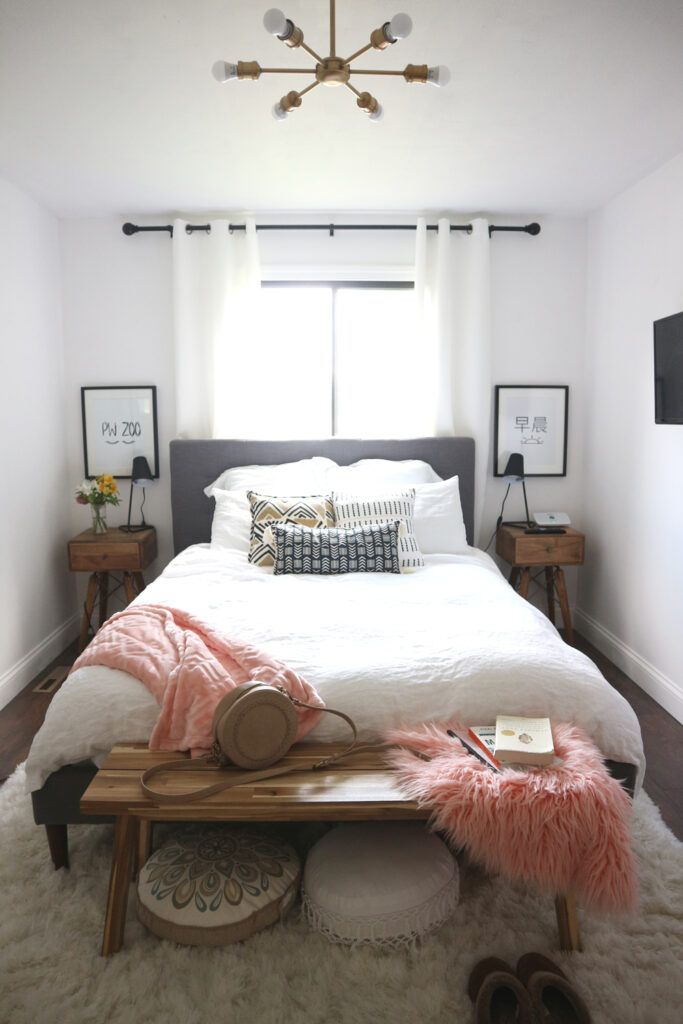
top-left (172, 217), bottom-right (261, 438)
top-left (414, 217), bottom-right (492, 542)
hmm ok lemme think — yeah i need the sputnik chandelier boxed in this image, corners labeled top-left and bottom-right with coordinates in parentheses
top-left (212, 0), bottom-right (450, 122)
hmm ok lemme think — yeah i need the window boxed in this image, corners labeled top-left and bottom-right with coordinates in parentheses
top-left (245, 281), bottom-right (434, 438)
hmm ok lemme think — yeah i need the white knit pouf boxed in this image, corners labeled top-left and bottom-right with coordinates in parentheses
top-left (301, 823), bottom-right (459, 949)
top-left (137, 827), bottom-right (300, 946)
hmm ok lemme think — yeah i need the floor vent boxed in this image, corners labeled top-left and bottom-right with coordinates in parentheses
top-left (33, 665), bottom-right (70, 694)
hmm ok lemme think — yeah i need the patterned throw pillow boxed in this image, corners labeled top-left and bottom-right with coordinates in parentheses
top-left (272, 522), bottom-right (401, 575)
top-left (332, 490), bottom-right (424, 572)
top-left (247, 492), bottom-right (335, 567)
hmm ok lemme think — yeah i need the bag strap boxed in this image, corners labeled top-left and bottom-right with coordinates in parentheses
top-left (139, 691), bottom-right (372, 806)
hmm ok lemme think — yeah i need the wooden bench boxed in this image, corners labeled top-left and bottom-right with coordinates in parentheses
top-left (80, 742), bottom-right (582, 956)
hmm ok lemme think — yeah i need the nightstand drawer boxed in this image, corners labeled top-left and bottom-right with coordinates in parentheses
top-left (496, 527), bottom-right (585, 567)
top-left (69, 544), bottom-right (143, 571)
top-left (68, 528), bottom-right (157, 572)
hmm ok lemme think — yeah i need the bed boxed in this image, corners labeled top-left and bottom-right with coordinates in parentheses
top-left (29, 437), bottom-right (643, 868)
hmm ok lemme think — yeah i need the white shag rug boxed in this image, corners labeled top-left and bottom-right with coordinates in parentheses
top-left (0, 765), bottom-right (681, 1024)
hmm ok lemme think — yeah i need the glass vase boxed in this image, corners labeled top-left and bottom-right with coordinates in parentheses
top-left (91, 504), bottom-right (107, 535)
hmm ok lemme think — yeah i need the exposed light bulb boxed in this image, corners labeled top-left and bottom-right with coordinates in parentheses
top-left (426, 64), bottom-right (450, 87)
top-left (387, 13), bottom-right (412, 41)
top-left (263, 8), bottom-right (288, 36)
top-left (211, 60), bottom-right (239, 83)
top-left (368, 104), bottom-right (384, 122)
top-left (272, 102), bottom-right (288, 120)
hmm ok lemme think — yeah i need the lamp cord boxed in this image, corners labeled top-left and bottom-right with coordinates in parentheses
top-left (483, 483), bottom-right (511, 553)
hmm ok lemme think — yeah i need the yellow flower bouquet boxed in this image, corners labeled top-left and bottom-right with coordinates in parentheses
top-left (75, 475), bottom-right (121, 534)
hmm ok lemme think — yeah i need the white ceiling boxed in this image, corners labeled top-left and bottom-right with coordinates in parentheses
top-left (1, 0), bottom-right (683, 218)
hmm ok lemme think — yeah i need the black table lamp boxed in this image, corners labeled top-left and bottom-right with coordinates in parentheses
top-left (121, 456), bottom-right (154, 533)
top-left (500, 453), bottom-right (531, 528)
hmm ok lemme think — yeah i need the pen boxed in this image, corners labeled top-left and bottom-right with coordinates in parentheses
top-left (447, 729), bottom-right (501, 773)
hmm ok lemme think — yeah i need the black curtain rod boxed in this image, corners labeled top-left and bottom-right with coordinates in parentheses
top-left (122, 221), bottom-right (541, 239)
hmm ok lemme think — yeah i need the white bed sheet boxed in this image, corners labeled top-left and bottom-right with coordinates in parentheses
top-left (25, 544), bottom-right (645, 792)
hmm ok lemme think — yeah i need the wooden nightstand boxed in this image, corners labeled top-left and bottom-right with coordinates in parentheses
top-left (68, 527), bottom-right (157, 651)
top-left (495, 525), bottom-right (585, 643)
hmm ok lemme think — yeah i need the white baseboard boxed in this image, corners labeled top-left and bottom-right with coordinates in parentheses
top-left (574, 607), bottom-right (683, 725)
top-left (0, 611), bottom-right (80, 711)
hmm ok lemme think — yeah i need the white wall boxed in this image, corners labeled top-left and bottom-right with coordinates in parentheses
top-left (59, 214), bottom-right (587, 605)
top-left (576, 152), bottom-right (683, 723)
top-left (60, 220), bottom-right (175, 570)
top-left (0, 177), bottom-right (77, 709)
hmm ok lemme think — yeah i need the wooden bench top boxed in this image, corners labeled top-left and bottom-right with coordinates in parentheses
top-left (80, 742), bottom-right (427, 823)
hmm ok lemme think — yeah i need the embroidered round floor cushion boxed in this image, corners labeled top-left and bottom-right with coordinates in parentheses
top-left (137, 827), bottom-right (300, 946)
top-left (301, 823), bottom-right (459, 949)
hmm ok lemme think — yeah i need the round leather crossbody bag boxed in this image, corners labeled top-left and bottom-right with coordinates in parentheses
top-left (212, 681), bottom-right (301, 770)
top-left (140, 682), bottom-right (361, 805)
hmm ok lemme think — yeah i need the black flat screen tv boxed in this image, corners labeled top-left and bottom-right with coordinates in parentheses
top-left (654, 311), bottom-right (683, 424)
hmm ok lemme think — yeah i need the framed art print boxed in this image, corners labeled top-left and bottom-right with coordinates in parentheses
top-left (494, 385), bottom-right (568, 477)
top-left (81, 386), bottom-right (159, 479)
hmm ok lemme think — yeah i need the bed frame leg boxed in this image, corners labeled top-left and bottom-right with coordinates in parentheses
top-left (45, 823), bottom-right (69, 870)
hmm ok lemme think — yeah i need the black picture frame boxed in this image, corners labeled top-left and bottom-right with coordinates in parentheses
top-left (81, 385), bottom-right (159, 479)
top-left (494, 385), bottom-right (568, 477)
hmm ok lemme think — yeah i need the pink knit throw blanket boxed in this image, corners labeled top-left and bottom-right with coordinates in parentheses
top-left (73, 604), bottom-right (323, 754)
top-left (386, 721), bottom-right (637, 912)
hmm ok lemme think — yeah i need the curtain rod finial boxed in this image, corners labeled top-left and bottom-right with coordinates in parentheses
top-left (525, 222), bottom-right (541, 235)
top-left (122, 222), bottom-right (138, 236)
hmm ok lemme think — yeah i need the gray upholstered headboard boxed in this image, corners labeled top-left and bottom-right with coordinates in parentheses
top-left (170, 437), bottom-right (475, 554)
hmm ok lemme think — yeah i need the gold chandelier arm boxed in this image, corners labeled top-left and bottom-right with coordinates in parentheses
top-left (348, 68), bottom-right (406, 77)
top-left (300, 40), bottom-right (325, 63)
top-left (344, 42), bottom-right (373, 64)
top-left (260, 67), bottom-right (317, 74)
top-left (344, 81), bottom-right (362, 99)
top-left (330, 0), bottom-right (336, 57)
top-left (297, 80), bottom-right (321, 99)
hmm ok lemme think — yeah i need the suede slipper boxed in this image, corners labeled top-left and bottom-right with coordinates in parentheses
top-left (468, 958), bottom-right (515, 1003)
top-left (517, 953), bottom-right (592, 1024)
top-left (517, 952), bottom-right (568, 988)
top-left (468, 959), bottom-right (534, 1024)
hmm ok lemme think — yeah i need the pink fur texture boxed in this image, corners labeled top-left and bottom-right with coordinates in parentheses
top-left (386, 721), bottom-right (637, 912)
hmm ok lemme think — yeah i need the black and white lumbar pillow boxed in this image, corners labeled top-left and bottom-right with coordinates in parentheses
top-left (247, 492), bottom-right (335, 567)
top-left (332, 490), bottom-right (424, 572)
top-left (272, 521), bottom-right (401, 575)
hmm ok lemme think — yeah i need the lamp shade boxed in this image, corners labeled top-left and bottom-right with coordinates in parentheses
top-left (502, 454), bottom-right (525, 482)
top-left (131, 456), bottom-right (153, 486)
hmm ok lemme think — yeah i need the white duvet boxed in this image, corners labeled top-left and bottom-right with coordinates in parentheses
top-left (25, 544), bottom-right (645, 792)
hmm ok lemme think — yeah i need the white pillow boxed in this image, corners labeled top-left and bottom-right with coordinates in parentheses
top-left (333, 490), bottom-right (424, 573)
top-left (413, 476), bottom-right (468, 554)
top-left (204, 457), bottom-right (336, 498)
top-left (210, 489), bottom-right (251, 552)
top-left (328, 459), bottom-right (442, 491)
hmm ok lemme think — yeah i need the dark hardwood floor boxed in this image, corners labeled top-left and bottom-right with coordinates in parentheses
top-left (0, 631), bottom-right (681, 840)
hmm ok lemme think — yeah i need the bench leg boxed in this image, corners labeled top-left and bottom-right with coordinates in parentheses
top-left (45, 824), bottom-right (69, 870)
top-left (102, 815), bottom-right (138, 957)
top-left (555, 893), bottom-right (582, 951)
top-left (134, 819), bottom-right (153, 879)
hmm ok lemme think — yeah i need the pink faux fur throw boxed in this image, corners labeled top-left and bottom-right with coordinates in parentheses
top-left (386, 721), bottom-right (637, 912)
top-left (73, 604), bottom-right (323, 754)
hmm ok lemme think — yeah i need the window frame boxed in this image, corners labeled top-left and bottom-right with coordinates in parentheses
top-left (260, 280), bottom-right (414, 436)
